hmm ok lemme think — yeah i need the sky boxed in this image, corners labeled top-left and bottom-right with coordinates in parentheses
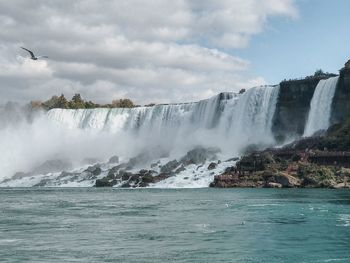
top-left (0, 0), bottom-right (349, 105)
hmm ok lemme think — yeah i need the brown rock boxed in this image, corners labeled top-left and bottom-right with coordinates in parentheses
top-left (274, 173), bottom-right (300, 187)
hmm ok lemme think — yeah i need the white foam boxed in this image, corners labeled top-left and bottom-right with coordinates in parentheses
top-left (150, 160), bottom-right (236, 188)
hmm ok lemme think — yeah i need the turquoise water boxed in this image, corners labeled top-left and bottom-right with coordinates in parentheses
top-left (0, 188), bottom-right (350, 263)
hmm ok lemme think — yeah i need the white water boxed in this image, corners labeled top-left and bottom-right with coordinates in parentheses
top-left (304, 76), bottom-right (339, 136)
top-left (0, 86), bottom-right (280, 184)
top-left (219, 85), bottom-right (279, 152)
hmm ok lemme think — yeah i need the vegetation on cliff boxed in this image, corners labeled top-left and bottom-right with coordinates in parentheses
top-left (30, 94), bottom-right (135, 110)
top-left (280, 69), bottom-right (337, 84)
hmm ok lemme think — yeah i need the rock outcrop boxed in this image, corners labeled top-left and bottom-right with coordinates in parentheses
top-left (331, 66), bottom-right (350, 124)
top-left (272, 75), bottom-right (336, 141)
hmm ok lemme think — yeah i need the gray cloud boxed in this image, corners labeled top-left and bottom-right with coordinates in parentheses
top-left (0, 0), bottom-right (297, 104)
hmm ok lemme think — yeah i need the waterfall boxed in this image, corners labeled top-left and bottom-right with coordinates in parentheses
top-left (0, 87), bottom-right (280, 181)
top-left (46, 87), bottom-right (279, 156)
top-left (47, 92), bottom-right (235, 133)
top-left (218, 85), bottom-right (279, 151)
top-left (304, 76), bottom-right (339, 136)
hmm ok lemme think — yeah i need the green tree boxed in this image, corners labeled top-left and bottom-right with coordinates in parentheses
top-left (314, 69), bottom-right (324, 76)
top-left (56, 94), bottom-right (69, 109)
top-left (69, 93), bottom-right (86, 109)
top-left (43, 95), bottom-right (59, 109)
top-left (85, 100), bottom-right (98, 108)
top-left (111, 98), bottom-right (134, 108)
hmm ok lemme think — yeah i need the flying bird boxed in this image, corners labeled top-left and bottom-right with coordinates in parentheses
top-left (20, 47), bottom-right (48, 60)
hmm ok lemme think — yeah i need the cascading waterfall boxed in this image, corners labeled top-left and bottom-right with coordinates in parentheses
top-left (47, 92), bottom-right (235, 132)
top-left (0, 86), bottom-right (280, 183)
top-left (219, 85), bottom-right (279, 151)
top-left (304, 76), bottom-right (339, 136)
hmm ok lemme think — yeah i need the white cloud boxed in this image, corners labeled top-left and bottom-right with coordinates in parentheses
top-left (0, 0), bottom-right (297, 104)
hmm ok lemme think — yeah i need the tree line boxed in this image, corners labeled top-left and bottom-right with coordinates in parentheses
top-left (30, 94), bottom-right (135, 110)
top-left (281, 69), bottom-right (337, 83)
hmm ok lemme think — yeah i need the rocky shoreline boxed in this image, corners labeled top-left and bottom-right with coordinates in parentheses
top-left (210, 151), bottom-right (350, 189)
top-left (210, 117), bottom-right (350, 189)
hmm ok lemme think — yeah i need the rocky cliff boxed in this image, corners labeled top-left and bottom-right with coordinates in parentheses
top-left (272, 75), bottom-right (335, 140)
top-left (331, 67), bottom-right (350, 124)
top-left (272, 64), bottom-right (350, 141)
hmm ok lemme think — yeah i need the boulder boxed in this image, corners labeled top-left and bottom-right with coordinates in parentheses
top-left (107, 164), bottom-right (126, 177)
top-left (174, 165), bottom-right (185, 174)
top-left (141, 174), bottom-right (154, 184)
top-left (85, 164), bottom-right (101, 176)
top-left (160, 160), bottom-right (179, 173)
top-left (95, 178), bottom-right (114, 187)
top-left (274, 173), bottom-right (300, 187)
top-left (207, 162), bottom-right (217, 170)
top-left (118, 170), bottom-right (133, 181)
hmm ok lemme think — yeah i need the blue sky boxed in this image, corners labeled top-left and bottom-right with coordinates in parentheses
top-left (236, 0), bottom-right (350, 84)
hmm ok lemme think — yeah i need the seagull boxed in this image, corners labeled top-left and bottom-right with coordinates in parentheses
top-left (20, 47), bottom-right (48, 60)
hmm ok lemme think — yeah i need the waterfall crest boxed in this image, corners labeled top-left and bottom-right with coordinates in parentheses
top-left (46, 87), bottom-right (279, 156)
top-left (304, 76), bottom-right (339, 136)
top-left (47, 92), bottom-right (235, 132)
top-left (47, 87), bottom-right (279, 154)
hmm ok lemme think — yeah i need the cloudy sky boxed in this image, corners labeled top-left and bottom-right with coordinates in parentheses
top-left (0, 0), bottom-right (349, 104)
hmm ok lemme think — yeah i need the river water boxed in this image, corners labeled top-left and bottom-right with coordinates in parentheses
top-left (1, 188), bottom-right (350, 262)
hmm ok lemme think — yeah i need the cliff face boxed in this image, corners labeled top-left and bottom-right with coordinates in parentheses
top-left (272, 76), bottom-right (331, 140)
top-left (331, 68), bottom-right (350, 124)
